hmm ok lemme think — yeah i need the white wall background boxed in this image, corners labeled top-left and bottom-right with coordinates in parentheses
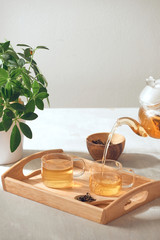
top-left (1, 0), bottom-right (160, 108)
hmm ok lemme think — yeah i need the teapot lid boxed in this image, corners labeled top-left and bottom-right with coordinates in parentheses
top-left (139, 76), bottom-right (160, 106)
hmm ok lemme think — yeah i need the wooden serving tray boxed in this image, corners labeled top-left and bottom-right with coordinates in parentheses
top-left (2, 149), bottom-right (160, 224)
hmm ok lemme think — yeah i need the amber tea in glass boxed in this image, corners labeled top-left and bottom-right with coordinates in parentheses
top-left (41, 153), bottom-right (85, 189)
top-left (89, 160), bottom-right (134, 197)
top-left (42, 159), bottom-right (73, 188)
top-left (89, 172), bottom-right (122, 196)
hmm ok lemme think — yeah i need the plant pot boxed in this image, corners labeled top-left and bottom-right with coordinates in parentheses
top-left (0, 125), bottom-right (24, 165)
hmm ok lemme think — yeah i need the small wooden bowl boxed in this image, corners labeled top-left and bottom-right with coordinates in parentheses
top-left (86, 132), bottom-right (125, 161)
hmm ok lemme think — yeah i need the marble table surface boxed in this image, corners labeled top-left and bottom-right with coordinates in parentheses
top-left (0, 108), bottom-right (160, 240)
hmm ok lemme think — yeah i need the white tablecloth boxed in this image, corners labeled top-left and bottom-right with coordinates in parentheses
top-left (0, 108), bottom-right (160, 240)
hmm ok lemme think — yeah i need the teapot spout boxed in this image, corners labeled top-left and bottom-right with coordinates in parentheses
top-left (117, 117), bottom-right (148, 137)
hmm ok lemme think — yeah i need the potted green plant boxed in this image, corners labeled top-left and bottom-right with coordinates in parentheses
top-left (0, 40), bottom-right (49, 164)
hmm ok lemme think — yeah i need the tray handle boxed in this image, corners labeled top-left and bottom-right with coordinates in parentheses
top-left (101, 180), bottom-right (160, 224)
top-left (2, 149), bottom-right (63, 190)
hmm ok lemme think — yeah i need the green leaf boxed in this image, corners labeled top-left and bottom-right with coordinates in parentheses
top-left (2, 41), bottom-right (10, 52)
top-left (9, 92), bottom-right (20, 102)
top-left (0, 122), bottom-right (4, 131)
top-left (24, 48), bottom-right (31, 58)
top-left (32, 81), bottom-right (39, 95)
top-left (0, 45), bottom-right (2, 53)
top-left (25, 100), bottom-right (35, 113)
top-left (2, 114), bottom-right (12, 131)
top-left (8, 60), bottom-right (17, 64)
top-left (2, 64), bottom-right (8, 71)
top-left (32, 65), bottom-right (39, 76)
top-left (19, 122), bottom-right (32, 139)
top-left (2, 53), bottom-right (10, 61)
top-left (17, 53), bottom-right (25, 58)
top-left (4, 108), bottom-right (15, 118)
top-left (6, 50), bottom-right (19, 60)
top-left (1, 87), bottom-right (7, 100)
top-left (0, 98), bottom-right (4, 104)
top-left (11, 79), bottom-right (23, 88)
top-left (21, 112), bottom-right (38, 120)
top-left (22, 88), bottom-right (31, 98)
top-left (36, 46), bottom-right (49, 50)
top-left (8, 60), bottom-right (17, 67)
top-left (0, 105), bottom-right (3, 117)
top-left (30, 59), bottom-right (37, 65)
top-left (39, 86), bottom-right (47, 93)
top-left (10, 103), bottom-right (25, 112)
top-left (5, 82), bottom-right (12, 98)
top-left (10, 124), bottom-right (21, 152)
top-left (10, 68), bottom-right (22, 78)
top-left (35, 98), bottom-right (44, 110)
top-left (22, 72), bottom-right (31, 89)
top-left (17, 58), bottom-right (25, 67)
top-left (18, 53), bottom-right (37, 65)
top-left (36, 92), bottom-right (49, 99)
top-left (37, 74), bottom-right (44, 85)
top-left (0, 69), bottom-right (8, 86)
top-left (17, 44), bottom-right (31, 48)
top-left (22, 68), bottom-right (30, 75)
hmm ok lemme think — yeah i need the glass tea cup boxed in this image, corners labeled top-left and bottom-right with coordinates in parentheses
top-left (41, 153), bottom-right (85, 188)
top-left (89, 160), bottom-right (135, 196)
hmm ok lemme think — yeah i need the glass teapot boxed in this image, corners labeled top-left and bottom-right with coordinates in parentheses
top-left (117, 76), bottom-right (160, 138)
